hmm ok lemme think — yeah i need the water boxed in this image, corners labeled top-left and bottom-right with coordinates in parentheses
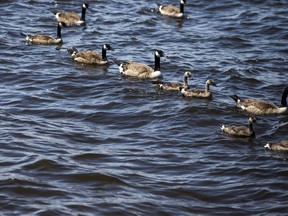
top-left (0, 0), bottom-right (288, 215)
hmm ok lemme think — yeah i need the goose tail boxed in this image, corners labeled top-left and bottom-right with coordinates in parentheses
top-left (220, 125), bottom-right (226, 131)
top-left (264, 142), bottom-right (271, 150)
top-left (230, 94), bottom-right (241, 103)
top-left (20, 33), bottom-right (30, 41)
top-left (67, 47), bottom-right (78, 56)
top-left (113, 59), bottom-right (124, 66)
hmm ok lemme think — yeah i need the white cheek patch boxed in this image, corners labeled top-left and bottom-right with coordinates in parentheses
top-left (55, 13), bottom-right (60, 19)
top-left (155, 51), bottom-right (160, 57)
top-left (103, 44), bottom-right (107, 50)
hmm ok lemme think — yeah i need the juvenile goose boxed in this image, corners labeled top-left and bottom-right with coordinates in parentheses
top-left (230, 87), bottom-right (288, 115)
top-left (264, 140), bottom-right (288, 151)
top-left (221, 117), bottom-right (256, 137)
top-left (114, 50), bottom-right (165, 79)
top-left (159, 71), bottom-right (192, 91)
top-left (54, 3), bottom-right (89, 26)
top-left (181, 79), bottom-right (216, 99)
top-left (67, 44), bottom-right (114, 65)
top-left (158, 0), bottom-right (186, 18)
top-left (20, 22), bottom-right (65, 45)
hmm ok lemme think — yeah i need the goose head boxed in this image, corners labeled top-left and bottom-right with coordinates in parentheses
top-left (58, 22), bottom-right (66, 28)
top-left (180, 0), bottom-right (187, 5)
top-left (206, 79), bottom-right (216, 87)
top-left (184, 71), bottom-right (192, 78)
top-left (248, 117), bottom-right (256, 124)
top-left (83, 3), bottom-right (89, 9)
top-left (264, 142), bottom-right (271, 150)
top-left (103, 44), bottom-right (114, 51)
top-left (155, 49), bottom-right (165, 58)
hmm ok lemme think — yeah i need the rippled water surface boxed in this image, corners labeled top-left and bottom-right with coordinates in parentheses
top-left (1, 0), bottom-right (288, 215)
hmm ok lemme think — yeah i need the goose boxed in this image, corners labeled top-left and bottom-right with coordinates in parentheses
top-left (264, 140), bottom-right (288, 151)
top-left (67, 44), bottom-right (114, 65)
top-left (114, 50), bottom-right (165, 79)
top-left (158, 0), bottom-right (186, 18)
top-left (221, 117), bottom-right (256, 137)
top-left (181, 79), bottom-right (216, 99)
top-left (159, 71), bottom-right (192, 91)
top-left (20, 22), bottom-right (65, 45)
top-left (54, 3), bottom-right (89, 26)
top-left (230, 87), bottom-right (288, 115)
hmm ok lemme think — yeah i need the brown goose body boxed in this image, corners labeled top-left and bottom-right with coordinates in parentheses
top-left (181, 79), bottom-right (216, 99)
top-left (159, 71), bottom-right (192, 91)
top-left (221, 117), bottom-right (256, 137)
top-left (114, 50), bottom-right (165, 79)
top-left (264, 140), bottom-right (288, 151)
top-left (68, 44), bottom-right (113, 65)
top-left (158, 0), bottom-right (186, 18)
top-left (55, 3), bottom-right (89, 26)
top-left (21, 22), bottom-right (65, 45)
top-left (230, 87), bottom-right (288, 115)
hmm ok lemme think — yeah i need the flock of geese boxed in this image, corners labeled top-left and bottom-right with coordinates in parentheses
top-left (20, 1), bottom-right (288, 152)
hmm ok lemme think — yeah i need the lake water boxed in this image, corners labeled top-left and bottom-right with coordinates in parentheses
top-left (0, 0), bottom-right (288, 215)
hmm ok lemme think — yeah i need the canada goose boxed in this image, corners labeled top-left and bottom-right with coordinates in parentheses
top-left (230, 87), bottom-right (288, 115)
top-left (20, 22), bottom-right (65, 45)
top-left (221, 117), bottom-right (256, 137)
top-left (181, 79), bottom-right (216, 98)
top-left (158, 0), bottom-right (186, 18)
top-left (159, 71), bottom-right (192, 91)
top-left (67, 44), bottom-right (114, 65)
top-left (54, 3), bottom-right (89, 26)
top-left (264, 140), bottom-right (288, 151)
top-left (114, 50), bottom-right (165, 79)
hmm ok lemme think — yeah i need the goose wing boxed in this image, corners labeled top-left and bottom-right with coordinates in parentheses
top-left (160, 5), bottom-right (180, 14)
top-left (224, 125), bottom-right (252, 136)
top-left (122, 62), bottom-right (154, 78)
top-left (240, 99), bottom-right (279, 114)
top-left (271, 140), bottom-right (288, 151)
top-left (57, 12), bottom-right (80, 20)
top-left (29, 35), bottom-right (57, 44)
top-left (74, 51), bottom-right (102, 64)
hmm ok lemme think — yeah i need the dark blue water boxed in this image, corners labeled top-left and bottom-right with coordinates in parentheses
top-left (0, 0), bottom-right (288, 215)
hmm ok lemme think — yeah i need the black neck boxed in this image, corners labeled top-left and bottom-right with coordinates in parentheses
top-left (183, 76), bottom-right (188, 86)
top-left (154, 55), bottom-right (161, 71)
top-left (81, 7), bottom-right (86, 21)
top-left (249, 122), bottom-right (255, 136)
top-left (180, 3), bottom-right (184, 13)
top-left (205, 83), bottom-right (210, 92)
top-left (102, 47), bottom-right (107, 61)
top-left (281, 87), bottom-right (288, 107)
top-left (248, 121), bottom-right (253, 130)
top-left (57, 23), bottom-right (62, 39)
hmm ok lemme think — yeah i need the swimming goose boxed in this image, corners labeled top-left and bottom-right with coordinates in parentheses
top-left (20, 22), bottom-right (65, 45)
top-left (114, 50), bottom-right (165, 79)
top-left (181, 79), bottom-right (216, 99)
top-left (67, 44), bottom-right (114, 65)
top-left (159, 71), bottom-right (192, 91)
top-left (230, 87), bottom-right (288, 115)
top-left (264, 140), bottom-right (288, 151)
top-left (54, 3), bottom-right (89, 26)
top-left (221, 117), bottom-right (256, 137)
top-left (158, 0), bottom-right (186, 18)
